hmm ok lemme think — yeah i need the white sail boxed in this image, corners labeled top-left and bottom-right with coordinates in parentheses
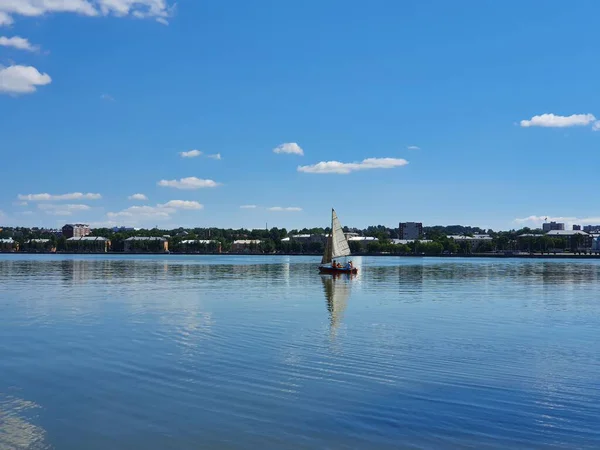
top-left (330, 209), bottom-right (351, 259)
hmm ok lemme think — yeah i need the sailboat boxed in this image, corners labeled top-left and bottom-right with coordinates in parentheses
top-left (319, 209), bottom-right (358, 274)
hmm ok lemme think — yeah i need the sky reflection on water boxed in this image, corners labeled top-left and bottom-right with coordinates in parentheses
top-left (1, 255), bottom-right (600, 449)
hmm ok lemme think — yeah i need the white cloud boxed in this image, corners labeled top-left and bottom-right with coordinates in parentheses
top-left (273, 142), bottom-right (304, 156)
top-left (158, 200), bottom-right (203, 210)
top-left (298, 157), bottom-right (409, 174)
top-left (13, 201), bottom-right (27, 206)
top-left (0, 0), bottom-right (97, 18)
top-left (158, 177), bottom-right (220, 189)
top-left (0, 65), bottom-right (51, 94)
top-left (240, 205), bottom-right (257, 209)
top-left (18, 192), bottom-right (101, 201)
top-left (0, 0), bottom-right (173, 26)
top-left (38, 203), bottom-right (91, 216)
top-left (0, 36), bottom-right (38, 52)
top-left (207, 153), bottom-right (221, 160)
top-left (520, 113), bottom-right (596, 128)
top-left (268, 207), bottom-right (302, 212)
top-left (407, 145), bottom-right (420, 150)
top-left (38, 204), bottom-right (90, 211)
top-left (180, 149), bottom-right (202, 158)
top-left (0, 11), bottom-right (13, 25)
top-left (107, 199), bottom-right (202, 222)
top-left (128, 193), bottom-right (148, 201)
top-left (593, 121), bottom-right (600, 132)
top-left (100, 93), bottom-right (115, 101)
top-left (514, 215), bottom-right (600, 228)
top-left (108, 205), bottom-right (170, 220)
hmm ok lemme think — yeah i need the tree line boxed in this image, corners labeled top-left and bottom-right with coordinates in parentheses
top-left (0, 225), bottom-right (583, 255)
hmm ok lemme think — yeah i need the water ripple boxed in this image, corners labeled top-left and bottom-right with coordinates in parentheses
top-left (1, 255), bottom-right (600, 448)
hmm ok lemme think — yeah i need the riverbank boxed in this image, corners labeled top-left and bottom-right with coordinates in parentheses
top-left (3, 251), bottom-right (600, 259)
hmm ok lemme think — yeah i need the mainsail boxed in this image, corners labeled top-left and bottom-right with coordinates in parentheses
top-left (331, 209), bottom-right (351, 259)
top-left (321, 209), bottom-right (351, 265)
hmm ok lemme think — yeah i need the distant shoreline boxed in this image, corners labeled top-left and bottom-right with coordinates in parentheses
top-left (2, 252), bottom-right (600, 259)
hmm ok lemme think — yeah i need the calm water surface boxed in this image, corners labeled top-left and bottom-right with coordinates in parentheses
top-left (1, 255), bottom-right (600, 449)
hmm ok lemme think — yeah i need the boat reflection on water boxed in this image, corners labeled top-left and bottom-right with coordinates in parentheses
top-left (320, 273), bottom-right (355, 338)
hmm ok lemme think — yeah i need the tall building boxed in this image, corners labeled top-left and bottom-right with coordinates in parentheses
top-left (399, 222), bottom-right (423, 240)
top-left (583, 225), bottom-right (600, 233)
top-left (62, 224), bottom-right (91, 239)
top-left (542, 221), bottom-right (564, 232)
top-left (573, 225), bottom-right (582, 231)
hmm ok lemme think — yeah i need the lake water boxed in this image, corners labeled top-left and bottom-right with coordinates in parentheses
top-left (1, 255), bottom-right (600, 449)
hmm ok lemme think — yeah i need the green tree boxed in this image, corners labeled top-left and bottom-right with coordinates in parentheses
top-left (571, 234), bottom-right (584, 253)
top-left (308, 241), bottom-right (324, 254)
top-left (367, 241), bottom-right (381, 253)
top-left (417, 241), bottom-right (444, 255)
top-left (57, 236), bottom-right (67, 252)
top-left (260, 239), bottom-right (276, 254)
top-left (349, 241), bottom-right (362, 254)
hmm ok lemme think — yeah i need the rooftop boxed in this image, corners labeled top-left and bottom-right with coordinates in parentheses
top-left (233, 240), bottom-right (262, 244)
top-left (448, 235), bottom-right (493, 241)
top-left (348, 236), bottom-right (378, 242)
top-left (391, 239), bottom-right (433, 245)
top-left (545, 230), bottom-right (589, 236)
top-left (67, 237), bottom-right (109, 241)
top-left (125, 237), bottom-right (167, 241)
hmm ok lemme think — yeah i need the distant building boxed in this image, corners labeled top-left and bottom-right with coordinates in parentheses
top-left (573, 225), bottom-right (581, 231)
top-left (545, 230), bottom-right (591, 249)
top-left (542, 222), bottom-right (565, 232)
top-left (0, 238), bottom-right (18, 253)
top-left (592, 236), bottom-right (600, 253)
top-left (124, 237), bottom-right (168, 253)
top-left (448, 234), bottom-right (493, 251)
top-left (231, 239), bottom-right (262, 253)
top-left (583, 225), bottom-right (600, 233)
top-left (399, 222), bottom-right (423, 240)
top-left (66, 237), bottom-right (111, 253)
top-left (181, 240), bottom-right (221, 253)
top-left (62, 223), bottom-right (91, 238)
top-left (348, 236), bottom-right (378, 251)
top-left (391, 239), bottom-right (432, 245)
top-left (25, 239), bottom-right (55, 253)
top-left (40, 228), bottom-right (62, 236)
top-left (282, 234), bottom-right (326, 244)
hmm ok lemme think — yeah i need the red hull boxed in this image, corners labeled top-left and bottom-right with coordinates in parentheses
top-left (318, 266), bottom-right (358, 274)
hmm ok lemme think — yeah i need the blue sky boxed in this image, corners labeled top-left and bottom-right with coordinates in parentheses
top-left (1, 1), bottom-right (600, 231)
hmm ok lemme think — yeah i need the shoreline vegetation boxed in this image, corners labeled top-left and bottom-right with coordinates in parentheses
top-left (1, 224), bottom-right (598, 257)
